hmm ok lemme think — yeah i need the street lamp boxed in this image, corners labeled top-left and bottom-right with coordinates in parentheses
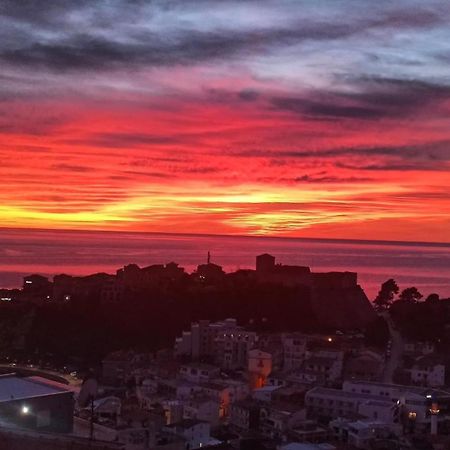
top-left (427, 393), bottom-right (440, 436)
top-left (429, 401), bottom-right (440, 436)
top-left (21, 405), bottom-right (30, 415)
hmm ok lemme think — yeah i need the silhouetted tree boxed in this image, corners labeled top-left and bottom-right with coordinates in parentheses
top-left (399, 287), bottom-right (423, 304)
top-left (373, 278), bottom-right (399, 311)
top-left (425, 293), bottom-right (440, 303)
top-left (365, 316), bottom-right (389, 348)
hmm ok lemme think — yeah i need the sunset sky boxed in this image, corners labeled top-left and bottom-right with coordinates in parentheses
top-left (1, 0), bottom-right (449, 242)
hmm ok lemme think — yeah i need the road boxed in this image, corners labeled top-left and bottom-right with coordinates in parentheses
top-left (0, 363), bottom-right (81, 387)
top-left (381, 312), bottom-right (404, 383)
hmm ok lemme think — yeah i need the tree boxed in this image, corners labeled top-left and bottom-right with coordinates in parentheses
top-left (365, 316), bottom-right (389, 348)
top-left (399, 287), bottom-right (423, 304)
top-left (373, 278), bottom-right (399, 311)
top-left (425, 293), bottom-right (440, 303)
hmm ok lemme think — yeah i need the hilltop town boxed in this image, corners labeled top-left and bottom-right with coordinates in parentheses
top-left (0, 255), bottom-right (449, 450)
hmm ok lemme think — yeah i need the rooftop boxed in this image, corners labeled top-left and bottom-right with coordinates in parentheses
top-left (343, 380), bottom-right (450, 397)
top-left (305, 356), bottom-right (337, 367)
top-left (279, 443), bottom-right (336, 450)
top-left (181, 362), bottom-right (219, 371)
top-left (306, 387), bottom-right (391, 402)
top-left (165, 418), bottom-right (208, 430)
top-left (0, 375), bottom-right (71, 403)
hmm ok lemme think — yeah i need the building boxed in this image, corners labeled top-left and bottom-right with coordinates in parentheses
top-left (164, 419), bottom-right (211, 449)
top-left (343, 350), bottom-right (385, 382)
top-left (278, 443), bottom-right (336, 450)
top-left (410, 355), bottom-right (446, 387)
top-left (256, 254), bottom-right (276, 273)
top-left (330, 418), bottom-right (394, 449)
top-left (287, 420), bottom-right (329, 444)
top-left (198, 380), bottom-right (249, 418)
top-left (230, 399), bottom-right (262, 432)
top-left (0, 374), bottom-right (74, 433)
top-left (255, 254), bottom-right (311, 286)
top-left (306, 380), bottom-right (450, 435)
top-left (100, 276), bottom-right (124, 304)
top-left (23, 274), bottom-right (51, 293)
top-left (248, 349), bottom-right (273, 389)
top-left (259, 404), bottom-right (307, 440)
top-left (102, 350), bottom-right (136, 386)
top-left (21, 274), bottom-right (52, 303)
top-left (305, 386), bottom-right (377, 420)
top-left (302, 350), bottom-right (344, 383)
top-left (179, 363), bottom-right (220, 383)
top-left (175, 318), bottom-right (235, 359)
top-left (215, 328), bottom-right (258, 370)
top-left (195, 262), bottom-right (225, 284)
top-left (183, 397), bottom-right (220, 426)
top-left (174, 318), bottom-right (257, 367)
top-left (403, 340), bottom-right (435, 356)
top-left (253, 385), bottom-right (280, 403)
top-left (0, 427), bottom-right (125, 450)
top-left (282, 334), bottom-right (308, 371)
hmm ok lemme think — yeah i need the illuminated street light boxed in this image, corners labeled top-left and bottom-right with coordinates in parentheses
top-left (429, 399), bottom-right (440, 436)
top-left (21, 405), bottom-right (30, 415)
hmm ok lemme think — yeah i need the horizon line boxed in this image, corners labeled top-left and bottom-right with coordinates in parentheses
top-left (1, 226), bottom-right (449, 248)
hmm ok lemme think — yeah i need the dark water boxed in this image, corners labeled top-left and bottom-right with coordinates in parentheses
top-left (1, 228), bottom-right (449, 299)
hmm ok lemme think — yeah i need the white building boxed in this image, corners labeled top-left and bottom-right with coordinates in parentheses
top-left (179, 363), bottom-right (220, 383)
top-left (303, 350), bottom-right (344, 383)
top-left (305, 387), bottom-right (379, 419)
top-left (278, 443), bottom-right (336, 450)
top-left (307, 380), bottom-right (450, 435)
top-left (410, 356), bottom-right (446, 387)
top-left (330, 418), bottom-right (394, 449)
top-left (174, 318), bottom-right (254, 363)
top-left (403, 340), bottom-right (435, 356)
top-left (252, 385), bottom-right (280, 403)
top-left (183, 398), bottom-right (220, 427)
top-left (164, 419), bottom-right (211, 450)
top-left (344, 350), bottom-right (385, 382)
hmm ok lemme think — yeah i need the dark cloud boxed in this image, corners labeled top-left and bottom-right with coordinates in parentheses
top-left (238, 89), bottom-right (260, 102)
top-left (237, 141), bottom-right (450, 161)
top-left (0, 115), bottom-right (66, 135)
top-left (343, 76), bottom-right (450, 108)
top-left (182, 166), bottom-right (222, 174)
top-left (270, 77), bottom-right (450, 121)
top-left (121, 170), bottom-right (174, 179)
top-left (62, 132), bottom-right (180, 148)
top-left (51, 163), bottom-right (93, 172)
top-left (0, 28), bottom-right (336, 71)
top-left (293, 174), bottom-right (371, 183)
top-left (271, 97), bottom-right (382, 120)
top-left (335, 161), bottom-right (449, 172)
top-left (0, 2), bottom-right (446, 73)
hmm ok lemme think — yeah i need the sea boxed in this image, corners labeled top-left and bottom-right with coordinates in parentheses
top-left (1, 228), bottom-right (449, 300)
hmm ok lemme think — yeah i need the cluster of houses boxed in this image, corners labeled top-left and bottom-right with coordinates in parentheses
top-left (81, 318), bottom-right (450, 450)
top-left (1, 316), bottom-right (449, 449)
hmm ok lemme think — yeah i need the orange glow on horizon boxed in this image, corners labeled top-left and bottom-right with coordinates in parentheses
top-left (1, 53), bottom-right (449, 243)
